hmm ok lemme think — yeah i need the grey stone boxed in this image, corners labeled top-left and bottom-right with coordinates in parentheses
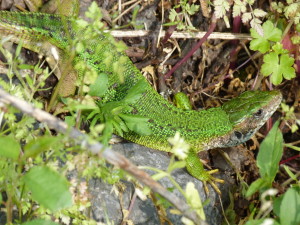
top-left (90, 143), bottom-right (234, 225)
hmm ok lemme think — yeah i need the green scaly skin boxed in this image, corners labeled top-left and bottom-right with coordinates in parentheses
top-left (0, 11), bottom-right (282, 193)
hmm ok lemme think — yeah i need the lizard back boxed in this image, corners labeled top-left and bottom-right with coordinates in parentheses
top-left (0, 11), bottom-right (280, 153)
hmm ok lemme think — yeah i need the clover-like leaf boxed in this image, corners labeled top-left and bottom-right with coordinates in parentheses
top-left (272, 42), bottom-right (289, 54)
top-left (250, 20), bottom-right (282, 53)
top-left (261, 52), bottom-right (295, 85)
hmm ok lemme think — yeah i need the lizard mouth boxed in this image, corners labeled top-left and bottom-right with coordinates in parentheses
top-left (226, 91), bottom-right (282, 147)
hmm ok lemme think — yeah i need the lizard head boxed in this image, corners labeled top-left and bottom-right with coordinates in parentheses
top-left (203, 90), bottom-right (282, 150)
top-left (220, 90), bottom-right (282, 147)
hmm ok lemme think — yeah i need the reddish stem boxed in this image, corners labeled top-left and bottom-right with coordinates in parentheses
top-left (230, 16), bottom-right (242, 69)
top-left (161, 25), bottom-right (177, 44)
top-left (280, 154), bottom-right (300, 165)
top-left (164, 15), bottom-right (217, 80)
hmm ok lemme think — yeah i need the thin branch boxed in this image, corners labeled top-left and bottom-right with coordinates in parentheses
top-left (0, 88), bottom-right (207, 225)
top-left (108, 30), bottom-right (252, 40)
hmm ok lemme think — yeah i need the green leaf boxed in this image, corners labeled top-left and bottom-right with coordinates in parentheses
top-left (168, 161), bottom-right (186, 172)
top-left (111, 119), bottom-right (124, 137)
top-left (257, 121), bottom-right (283, 181)
top-left (246, 178), bottom-right (268, 197)
top-left (23, 166), bottom-right (72, 211)
top-left (279, 54), bottom-right (296, 80)
top-left (85, 1), bottom-right (102, 20)
top-left (0, 136), bottom-right (20, 160)
top-left (279, 188), bottom-right (300, 225)
top-left (65, 116), bottom-right (76, 127)
top-left (21, 219), bottom-right (60, 225)
top-left (261, 52), bottom-right (296, 85)
top-left (89, 73), bottom-right (109, 97)
top-left (272, 42), bottom-right (289, 54)
top-left (283, 165), bottom-right (297, 180)
top-left (24, 136), bottom-right (59, 158)
top-left (250, 20), bottom-right (282, 53)
top-left (261, 52), bottom-right (281, 84)
top-left (15, 40), bottom-right (23, 57)
top-left (123, 79), bottom-right (148, 104)
top-left (119, 114), bottom-right (152, 135)
top-left (185, 182), bottom-right (205, 220)
top-left (101, 120), bottom-right (114, 146)
top-left (284, 143), bottom-right (300, 151)
top-left (18, 64), bottom-right (34, 70)
top-left (273, 194), bottom-right (283, 217)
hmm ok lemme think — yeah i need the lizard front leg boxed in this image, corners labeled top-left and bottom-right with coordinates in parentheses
top-left (186, 150), bottom-right (224, 195)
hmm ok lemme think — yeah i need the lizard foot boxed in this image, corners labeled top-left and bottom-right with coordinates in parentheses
top-left (186, 151), bottom-right (224, 195)
top-left (201, 169), bottom-right (224, 195)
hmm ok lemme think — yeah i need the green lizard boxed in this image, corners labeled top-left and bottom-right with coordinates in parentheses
top-left (0, 10), bottom-right (282, 194)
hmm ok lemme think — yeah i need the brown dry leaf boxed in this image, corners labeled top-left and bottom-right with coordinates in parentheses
top-left (228, 78), bottom-right (246, 93)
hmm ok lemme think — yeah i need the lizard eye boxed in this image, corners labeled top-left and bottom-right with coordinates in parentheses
top-left (254, 109), bottom-right (263, 118)
top-left (234, 131), bottom-right (242, 139)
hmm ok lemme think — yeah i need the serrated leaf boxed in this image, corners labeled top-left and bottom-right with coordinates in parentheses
top-left (253, 9), bottom-right (267, 17)
top-left (280, 54), bottom-right (296, 80)
top-left (23, 166), bottom-right (72, 211)
top-left (261, 52), bottom-right (295, 85)
top-left (169, 9), bottom-right (178, 21)
top-left (0, 136), bottom-right (20, 160)
top-left (250, 19), bottom-right (263, 36)
top-left (250, 20), bottom-right (282, 53)
top-left (284, 3), bottom-right (299, 18)
top-left (272, 42), bottom-right (289, 54)
top-left (261, 52), bottom-right (282, 84)
top-left (257, 121), bottom-right (283, 181)
top-left (89, 73), bottom-right (108, 97)
top-left (21, 219), bottom-right (60, 225)
top-left (262, 20), bottom-right (282, 41)
top-left (279, 188), bottom-right (300, 225)
top-left (242, 12), bottom-right (252, 23)
top-left (233, 0), bottom-right (246, 17)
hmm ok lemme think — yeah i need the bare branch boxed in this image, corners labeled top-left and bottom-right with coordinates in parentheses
top-left (108, 30), bottom-right (252, 40)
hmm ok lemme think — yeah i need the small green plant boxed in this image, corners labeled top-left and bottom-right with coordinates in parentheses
top-left (166, 0), bottom-right (200, 30)
top-left (214, 0), bottom-right (268, 31)
top-left (249, 20), bottom-right (296, 85)
top-left (244, 121), bottom-right (300, 225)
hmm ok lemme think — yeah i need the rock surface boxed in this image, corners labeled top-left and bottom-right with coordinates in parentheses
top-left (89, 143), bottom-right (235, 225)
